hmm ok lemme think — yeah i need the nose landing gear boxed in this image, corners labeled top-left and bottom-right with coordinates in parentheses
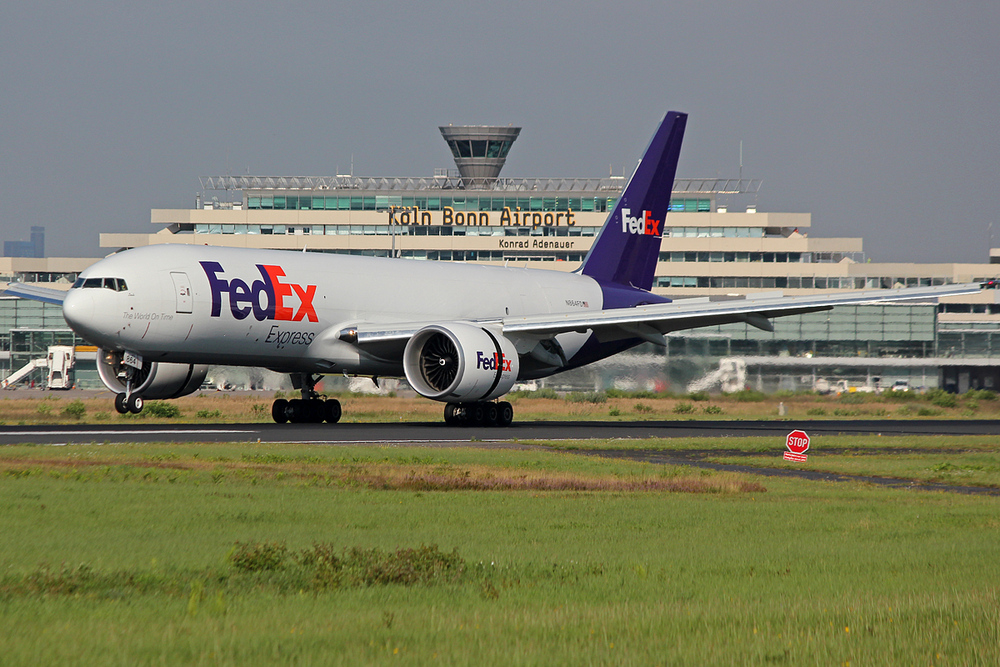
top-left (271, 373), bottom-right (341, 424)
top-left (114, 392), bottom-right (144, 414)
top-left (114, 362), bottom-right (144, 414)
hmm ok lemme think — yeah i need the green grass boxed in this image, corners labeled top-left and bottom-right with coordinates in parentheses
top-left (1, 441), bottom-right (998, 664)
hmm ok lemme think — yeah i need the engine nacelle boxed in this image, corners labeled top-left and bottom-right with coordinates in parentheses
top-left (403, 323), bottom-right (519, 402)
top-left (97, 349), bottom-right (209, 399)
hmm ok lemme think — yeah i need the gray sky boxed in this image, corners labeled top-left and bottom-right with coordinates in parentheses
top-left (2, 1), bottom-right (998, 263)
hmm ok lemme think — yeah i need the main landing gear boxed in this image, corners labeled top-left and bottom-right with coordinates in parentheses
top-left (444, 401), bottom-right (514, 427)
top-left (266, 374), bottom-right (514, 426)
top-left (271, 373), bottom-right (341, 424)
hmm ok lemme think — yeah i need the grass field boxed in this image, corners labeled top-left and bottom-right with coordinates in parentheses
top-left (1, 438), bottom-right (998, 665)
top-left (2, 386), bottom-right (999, 425)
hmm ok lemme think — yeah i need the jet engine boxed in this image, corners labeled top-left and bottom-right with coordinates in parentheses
top-left (402, 323), bottom-right (519, 402)
top-left (97, 349), bottom-right (209, 399)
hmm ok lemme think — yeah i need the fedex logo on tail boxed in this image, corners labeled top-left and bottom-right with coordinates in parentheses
top-left (621, 208), bottom-right (662, 237)
top-left (200, 261), bottom-right (318, 322)
top-left (477, 351), bottom-right (513, 372)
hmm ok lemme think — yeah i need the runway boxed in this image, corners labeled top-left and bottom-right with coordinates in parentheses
top-left (3, 419), bottom-right (998, 496)
top-left (3, 418), bottom-right (1000, 446)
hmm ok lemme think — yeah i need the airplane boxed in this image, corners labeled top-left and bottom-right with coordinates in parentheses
top-left (3, 111), bottom-right (984, 425)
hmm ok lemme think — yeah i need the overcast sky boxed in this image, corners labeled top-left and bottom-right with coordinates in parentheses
top-left (2, 1), bottom-right (998, 263)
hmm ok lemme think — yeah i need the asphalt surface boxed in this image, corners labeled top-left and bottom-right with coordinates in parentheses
top-left (2, 419), bottom-right (998, 496)
top-left (3, 418), bottom-right (1000, 446)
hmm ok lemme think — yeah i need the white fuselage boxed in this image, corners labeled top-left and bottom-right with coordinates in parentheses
top-left (62, 245), bottom-right (604, 376)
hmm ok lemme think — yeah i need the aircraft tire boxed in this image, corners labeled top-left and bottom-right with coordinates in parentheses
top-left (287, 399), bottom-right (303, 423)
top-left (444, 403), bottom-right (460, 425)
top-left (301, 399), bottom-right (323, 424)
top-left (272, 399), bottom-right (289, 424)
top-left (127, 394), bottom-right (144, 414)
top-left (324, 399), bottom-right (342, 424)
top-left (115, 393), bottom-right (129, 414)
top-left (497, 401), bottom-right (514, 427)
top-left (470, 402), bottom-right (485, 425)
top-left (291, 399), bottom-right (319, 424)
top-left (483, 402), bottom-right (499, 426)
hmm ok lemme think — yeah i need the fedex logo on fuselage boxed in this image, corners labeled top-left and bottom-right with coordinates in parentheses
top-left (477, 351), bottom-right (512, 372)
top-left (200, 261), bottom-right (318, 322)
top-left (621, 208), bottom-right (662, 237)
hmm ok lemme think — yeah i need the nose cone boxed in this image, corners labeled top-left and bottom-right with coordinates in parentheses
top-left (62, 289), bottom-right (99, 342)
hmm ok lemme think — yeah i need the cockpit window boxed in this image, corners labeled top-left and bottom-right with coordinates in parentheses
top-left (75, 277), bottom-right (128, 291)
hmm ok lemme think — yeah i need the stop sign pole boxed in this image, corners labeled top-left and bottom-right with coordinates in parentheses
top-left (784, 429), bottom-right (810, 462)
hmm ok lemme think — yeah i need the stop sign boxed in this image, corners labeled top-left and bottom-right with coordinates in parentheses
top-left (786, 430), bottom-right (810, 455)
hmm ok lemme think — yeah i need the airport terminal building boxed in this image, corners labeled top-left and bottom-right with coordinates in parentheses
top-left (3, 124), bottom-right (1000, 392)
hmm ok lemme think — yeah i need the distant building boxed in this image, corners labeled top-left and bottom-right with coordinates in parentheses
top-left (31, 226), bottom-right (44, 258)
top-left (3, 241), bottom-right (35, 258)
top-left (4, 226), bottom-right (44, 258)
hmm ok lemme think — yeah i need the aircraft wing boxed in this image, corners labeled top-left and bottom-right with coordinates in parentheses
top-left (340, 282), bottom-right (983, 346)
top-left (2, 282), bottom-right (69, 305)
top-left (501, 283), bottom-right (982, 338)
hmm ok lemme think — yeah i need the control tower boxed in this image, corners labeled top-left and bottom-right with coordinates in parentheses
top-left (439, 125), bottom-right (521, 186)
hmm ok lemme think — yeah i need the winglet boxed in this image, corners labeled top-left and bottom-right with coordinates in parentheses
top-left (580, 111), bottom-right (687, 291)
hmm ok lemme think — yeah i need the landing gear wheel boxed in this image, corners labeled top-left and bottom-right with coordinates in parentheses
top-left (497, 401), bottom-right (514, 427)
top-left (287, 399), bottom-right (303, 423)
top-left (444, 403), bottom-right (460, 425)
top-left (324, 399), bottom-right (342, 424)
top-left (484, 402), bottom-right (499, 426)
top-left (126, 394), bottom-right (144, 414)
top-left (271, 399), bottom-right (289, 424)
top-left (115, 393), bottom-right (128, 414)
top-left (470, 402), bottom-right (485, 425)
top-left (301, 400), bottom-right (317, 423)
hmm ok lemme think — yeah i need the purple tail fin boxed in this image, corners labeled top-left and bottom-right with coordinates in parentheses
top-left (580, 111), bottom-right (687, 291)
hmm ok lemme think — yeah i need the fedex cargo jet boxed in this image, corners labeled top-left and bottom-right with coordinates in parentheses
top-left (4, 112), bottom-right (983, 425)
